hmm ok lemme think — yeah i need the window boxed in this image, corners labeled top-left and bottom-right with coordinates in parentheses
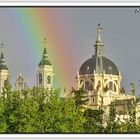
top-left (108, 81), bottom-right (117, 92)
top-left (93, 98), bottom-right (95, 103)
top-left (109, 82), bottom-right (113, 91)
top-left (47, 75), bottom-right (51, 84)
top-left (114, 84), bottom-right (116, 92)
top-left (85, 81), bottom-right (89, 90)
top-left (39, 73), bottom-right (42, 84)
top-left (85, 81), bottom-right (93, 91)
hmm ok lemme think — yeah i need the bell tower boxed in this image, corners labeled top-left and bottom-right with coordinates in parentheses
top-left (37, 38), bottom-right (53, 90)
top-left (0, 44), bottom-right (10, 93)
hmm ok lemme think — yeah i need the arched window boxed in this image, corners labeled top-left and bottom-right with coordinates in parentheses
top-left (107, 81), bottom-right (117, 92)
top-left (109, 82), bottom-right (113, 91)
top-left (39, 73), bottom-right (42, 84)
top-left (93, 98), bottom-right (95, 103)
top-left (114, 84), bottom-right (116, 92)
top-left (47, 75), bottom-right (51, 84)
top-left (84, 81), bottom-right (93, 91)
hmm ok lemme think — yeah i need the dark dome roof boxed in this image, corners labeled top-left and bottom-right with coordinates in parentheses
top-left (79, 55), bottom-right (119, 75)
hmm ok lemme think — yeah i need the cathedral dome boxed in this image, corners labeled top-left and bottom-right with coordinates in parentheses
top-left (79, 55), bottom-right (119, 75)
top-left (79, 24), bottom-right (119, 76)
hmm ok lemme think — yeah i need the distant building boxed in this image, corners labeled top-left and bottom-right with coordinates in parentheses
top-left (15, 73), bottom-right (27, 91)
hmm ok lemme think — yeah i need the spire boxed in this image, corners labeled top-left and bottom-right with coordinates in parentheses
top-left (0, 43), bottom-right (8, 70)
top-left (94, 23), bottom-right (104, 57)
top-left (38, 37), bottom-right (51, 66)
top-left (94, 24), bottom-right (104, 73)
top-left (96, 23), bottom-right (102, 43)
top-left (43, 37), bottom-right (47, 48)
top-left (42, 37), bottom-right (48, 56)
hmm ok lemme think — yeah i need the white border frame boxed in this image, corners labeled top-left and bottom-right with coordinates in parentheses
top-left (0, 2), bottom-right (140, 139)
top-left (0, 2), bottom-right (139, 6)
top-left (0, 134), bottom-right (140, 139)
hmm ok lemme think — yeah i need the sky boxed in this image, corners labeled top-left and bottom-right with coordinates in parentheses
top-left (0, 7), bottom-right (140, 94)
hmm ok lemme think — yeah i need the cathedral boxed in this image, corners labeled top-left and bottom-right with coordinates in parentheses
top-left (76, 24), bottom-right (135, 118)
top-left (0, 24), bottom-right (136, 119)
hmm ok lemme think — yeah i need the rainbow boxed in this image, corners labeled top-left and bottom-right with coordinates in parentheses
top-left (10, 7), bottom-right (77, 90)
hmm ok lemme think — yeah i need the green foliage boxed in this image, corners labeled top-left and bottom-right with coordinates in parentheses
top-left (105, 101), bottom-right (120, 133)
top-left (130, 83), bottom-right (135, 96)
top-left (0, 87), bottom-right (85, 133)
top-left (83, 109), bottom-right (104, 133)
top-left (1, 83), bottom-right (140, 133)
top-left (71, 88), bottom-right (89, 109)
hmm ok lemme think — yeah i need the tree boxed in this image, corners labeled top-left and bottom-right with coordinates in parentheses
top-left (83, 108), bottom-right (104, 133)
top-left (0, 96), bottom-right (7, 132)
top-left (105, 101), bottom-right (120, 133)
top-left (130, 83), bottom-right (135, 96)
top-left (71, 88), bottom-right (89, 109)
top-left (0, 87), bottom-right (85, 133)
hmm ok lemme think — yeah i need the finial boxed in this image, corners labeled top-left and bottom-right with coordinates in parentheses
top-left (97, 23), bottom-right (102, 32)
top-left (43, 37), bottom-right (47, 48)
top-left (96, 23), bottom-right (102, 42)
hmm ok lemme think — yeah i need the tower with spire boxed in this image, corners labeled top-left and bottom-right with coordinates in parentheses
top-left (37, 38), bottom-right (53, 90)
top-left (0, 44), bottom-right (10, 93)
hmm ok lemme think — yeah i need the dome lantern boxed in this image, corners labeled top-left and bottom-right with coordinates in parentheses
top-left (94, 23), bottom-right (104, 57)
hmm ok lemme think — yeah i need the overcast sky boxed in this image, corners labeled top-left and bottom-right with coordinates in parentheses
top-left (0, 7), bottom-right (140, 95)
